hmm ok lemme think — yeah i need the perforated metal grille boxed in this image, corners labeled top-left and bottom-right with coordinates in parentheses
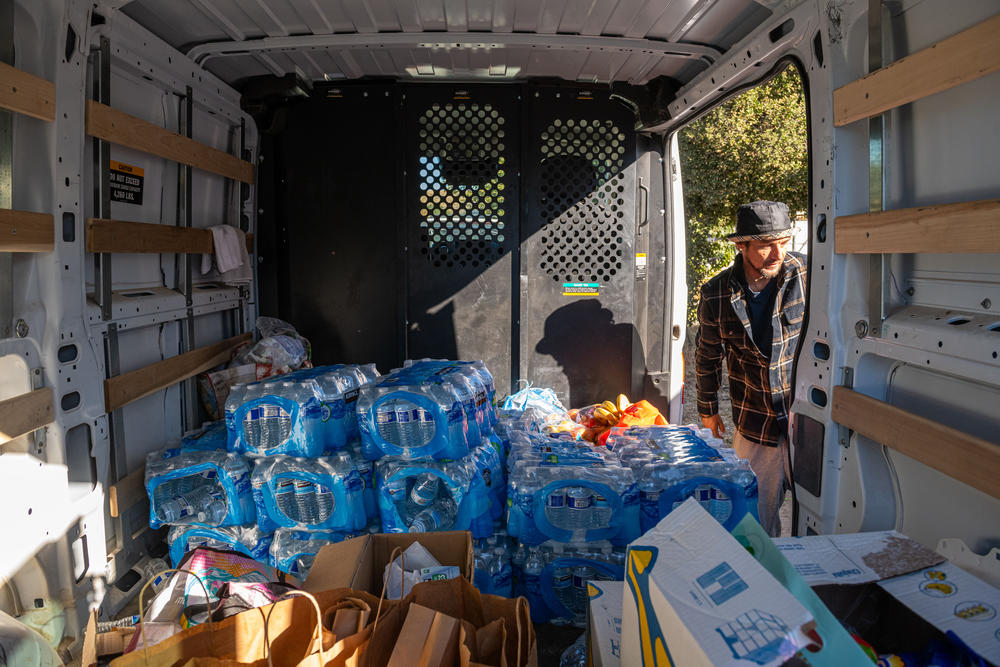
top-left (537, 119), bottom-right (627, 283)
top-left (417, 103), bottom-right (509, 269)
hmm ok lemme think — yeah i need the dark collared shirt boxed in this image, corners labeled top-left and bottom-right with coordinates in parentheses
top-left (695, 252), bottom-right (807, 446)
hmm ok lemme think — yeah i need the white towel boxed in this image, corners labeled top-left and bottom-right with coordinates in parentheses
top-left (201, 225), bottom-right (252, 286)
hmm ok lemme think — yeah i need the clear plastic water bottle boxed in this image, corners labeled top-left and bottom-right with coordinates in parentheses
top-left (552, 563), bottom-right (574, 615)
top-left (512, 542), bottom-right (528, 596)
top-left (572, 565), bottom-right (595, 615)
top-left (546, 489), bottom-right (566, 527)
top-left (375, 402), bottom-right (399, 448)
top-left (408, 497), bottom-right (458, 532)
top-left (275, 477), bottom-right (296, 519)
top-left (565, 487), bottom-right (592, 531)
top-left (522, 547), bottom-right (544, 596)
top-left (410, 473), bottom-right (440, 507)
top-left (591, 491), bottom-right (611, 529)
top-left (489, 546), bottom-right (513, 597)
top-left (418, 407), bottom-right (435, 446)
top-left (294, 479), bottom-right (317, 525)
top-left (159, 486), bottom-right (227, 525)
top-left (315, 482), bottom-right (334, 523)
top-left (395, 404), bottom-right (421, 448)
top-left (352, 450), bottom-right (378, 519)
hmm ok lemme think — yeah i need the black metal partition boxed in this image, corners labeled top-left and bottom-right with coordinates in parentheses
top-left (262, 82), bottom-right (651, 403)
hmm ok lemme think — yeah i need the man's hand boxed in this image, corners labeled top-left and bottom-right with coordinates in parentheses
top-left (701, 414), bottom-right (726, 439)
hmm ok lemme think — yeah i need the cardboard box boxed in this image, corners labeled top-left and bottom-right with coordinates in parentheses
top-left (775, 531), bottom-right (1000, 663)
top-left (621, 498), bottom-right (814, 667)
top-left (772, 530), bottom-right (944, 586)
top-left (587, 581), bottom-right (623, 667)
top-left (305, 531), bottom-right (474, 596)
top-left (387, 602), bottom-right (460, 667)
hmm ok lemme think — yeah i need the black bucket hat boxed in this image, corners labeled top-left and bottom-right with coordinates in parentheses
top-left (727, 200), bottom-right (794, 242)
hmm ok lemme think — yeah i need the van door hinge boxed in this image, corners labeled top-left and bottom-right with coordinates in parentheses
top-left (837, 367), bottom-right (854, 449)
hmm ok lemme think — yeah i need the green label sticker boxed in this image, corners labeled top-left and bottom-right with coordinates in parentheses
top-left (562, 282), bottom-right (600, 296)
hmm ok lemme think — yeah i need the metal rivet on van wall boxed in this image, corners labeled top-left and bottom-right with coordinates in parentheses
top-left (15, 319), bottom-right (28, 338)
top-left (854, 320), bottom-right (868, 338)
top-left (982, 298), bottom-right (992, 309)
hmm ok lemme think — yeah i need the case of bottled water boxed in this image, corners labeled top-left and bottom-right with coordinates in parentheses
top-left (515, 541), bottom-right (624, 625)
top-left (226, 363), bottom-right (379, 457)
top-left (145, 449), bottom-right (255, 529)
top-left (636, 452), bottom-right (759, 532)
top-left (358, 360), bottom-right (489, 460)
top-left (251, 454), bottom-right (367, 532)
top-left (610, 425), bottom-right (759, 531)
top-left (167, 524), bottom-right (271, 567)
top-left (375, 456), bottom-right (492, 537)
top-left (269, 527), bottom-right (361, 578)
top-left (404, 359), bottom-right (499, 432)
top-left (180, 421), bottom-right (228, 451)
top-left (506, 458), bottom-right (639, 546)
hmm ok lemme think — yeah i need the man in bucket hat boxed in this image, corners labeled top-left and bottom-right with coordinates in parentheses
top-left (695, 200), bottom-right (806, 537)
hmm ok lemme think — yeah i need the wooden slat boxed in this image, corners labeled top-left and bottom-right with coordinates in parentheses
top-left (87, 218), bottom-right (213, 254)
top-left (87, 218), bottom-right (254, 254)
top-left (0, 61), bottom-right (55, 121)
top-left (0, 208), bottom-right (54, 252)
top-left (832, 386), bottom-right (1000, 500)
top-left (834, 13), bottom-right (1000, 126)
top-left (85, 100), bottom-right (255, 184)
top-left (0, 388), bottom-right (54, 444)
top-left (104, 333), bottom-right (251, 412)
top-left (109, 466), bottom-right (145, 518)
top-left (835, 199), bottom-right (1000, 254)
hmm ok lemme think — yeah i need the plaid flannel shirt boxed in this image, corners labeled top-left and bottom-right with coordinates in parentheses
top-left (695, 252), bottom-right (807, 446)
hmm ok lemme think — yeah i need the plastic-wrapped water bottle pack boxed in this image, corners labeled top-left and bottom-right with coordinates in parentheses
top-left (145, 449), bottom-right (255, 529)
top-left (608, 424), bottom-right (760, 531)
top-left (375, 456), bottom-right (493, 538)
top-left (506, 458), bottom-right (640, 546)
top-left (357, 359), bottom-right (497, 461)
top-left (167, 523), bottom-right (271, 566)
top-left (251, 453), bottom-right (368, 533)
top-left (515, 540), bottom-right (625, 625)
top-left (268, 527), bottom-right (367, 578)
top-left (226, 363), bottom-right (379, 457)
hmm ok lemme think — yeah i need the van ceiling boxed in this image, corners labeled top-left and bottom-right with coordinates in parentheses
top-left (115, 0), bottom-right (775, 89)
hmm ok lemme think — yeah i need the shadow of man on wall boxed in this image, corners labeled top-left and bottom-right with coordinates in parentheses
top-left (534, 299), bottom-right (638, 409)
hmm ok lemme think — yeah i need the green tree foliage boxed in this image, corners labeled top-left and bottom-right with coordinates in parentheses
top-left (679, 66), bottom-right (808, 322)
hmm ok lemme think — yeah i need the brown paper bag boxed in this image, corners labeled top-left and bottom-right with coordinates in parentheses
top-left (362, 577), bottom-right (536, 667)
top-left (112, 588), bottom-right (387, 667)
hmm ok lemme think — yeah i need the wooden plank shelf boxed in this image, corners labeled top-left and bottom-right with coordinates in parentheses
top-left (834, 13), bottom-right (1000, 126)
top-left (835, 199), bottom-right (1000, 254)
top-left (832, 386), bottom-right (1000, 500)
top-left (85, 100), bottom-right (255, 184)
top-left (109, 467), bottom-right (146, 518)
top-left (86, 218), bottom-right (253, 254)
top-left (0, 208), bottom-right (54, 252)
top-left (0, 388), bottom-right (54, 444)
top-left (103, 333), bottom-right (251, 412)
top-left (0, 62), bottom-right (55, 122)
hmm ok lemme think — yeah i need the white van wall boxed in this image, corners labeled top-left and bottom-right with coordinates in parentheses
top-left (0, 0), bottom-right (257, 648)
